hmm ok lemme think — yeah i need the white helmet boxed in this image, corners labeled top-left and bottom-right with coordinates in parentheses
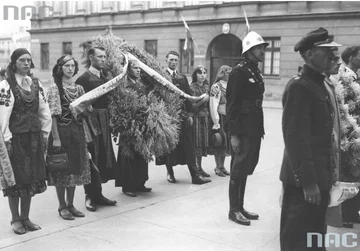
top-left (242, 31), bottom-right (269, 55)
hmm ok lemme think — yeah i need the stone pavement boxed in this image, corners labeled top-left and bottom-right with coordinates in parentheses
top-left (0, 108), bottom-right (359, 251)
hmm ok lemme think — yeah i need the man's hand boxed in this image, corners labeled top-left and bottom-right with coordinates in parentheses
top-left (5, 141), bottom-right (12, 157)
top-left (212, 123), bottom-right (220, 130)
top-left (231, 135), bottom-right (241, 154)
top-left (303, 183), bottom-right (321, 205)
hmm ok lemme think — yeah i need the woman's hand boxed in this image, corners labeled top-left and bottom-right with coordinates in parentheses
top-left (5, 141), bottom-right (12, 157)
top-left (52, 138), bottom-right (61, 151)
top-left (212, 123), bottom-right (220, 130)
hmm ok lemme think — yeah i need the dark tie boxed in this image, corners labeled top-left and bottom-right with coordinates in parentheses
top-left (172, 71), bottom-right (176, 78)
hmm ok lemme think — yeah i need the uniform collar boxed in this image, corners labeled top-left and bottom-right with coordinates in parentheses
top-left (302, 64), bottom-right (325, 83)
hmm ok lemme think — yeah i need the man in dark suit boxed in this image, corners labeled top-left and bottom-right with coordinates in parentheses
top-left (280, 28), bottom-right (341, 250)
top-left (155, 51), bottom-right (210, 185)
top-left (75, 46), bottom-right (117, 211)
top-left (226, 31), bottom-right (268, 226)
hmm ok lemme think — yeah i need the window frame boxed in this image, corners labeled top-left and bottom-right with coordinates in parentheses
top-left (144, 40), bottom-right (158, 57)
top-left (40, 43), bottom-right (50, 70)
top-left (62, 41), bottom-right (72, 55)
top-left (261, 37), bottom-right (281, 76)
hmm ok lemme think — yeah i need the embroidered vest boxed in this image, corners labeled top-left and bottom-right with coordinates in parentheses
top-left (9, 79), bottom-right (42, 133)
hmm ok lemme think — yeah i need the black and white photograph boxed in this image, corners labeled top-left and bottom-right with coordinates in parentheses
top-left (0, 0), bottom-right (360, 250)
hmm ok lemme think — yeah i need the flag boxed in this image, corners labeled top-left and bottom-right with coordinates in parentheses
top-left (181, 15), bottom-right (200, 54)
top-left (243, 9), bottom-right (250, 34)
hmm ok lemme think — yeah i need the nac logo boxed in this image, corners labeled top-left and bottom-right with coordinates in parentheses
top-left (3, 5), bottom-right (54, 20)
top-left (307, 232), bottom-right (358, 248)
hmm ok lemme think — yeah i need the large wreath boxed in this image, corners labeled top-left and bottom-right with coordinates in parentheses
top-left (79, 31), bottom-right (183, 162)
top-left (332, 64), bottom-right (360, 180)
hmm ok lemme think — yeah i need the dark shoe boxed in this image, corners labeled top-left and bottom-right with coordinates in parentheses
top-left (123, 191), bottom-right (137, 197)
top-left (220, 167), bottom-right (230, 176)
top-left (199, 167), bottom-right (210, 177)
top-left (58, 207), bottom-right (74, 220)
top-left (192, 174), bottom-right (211, 185)
top-left (85, 196), bottom-right (97, 212)
top-left (95, 195), bottom-right (117, 206)
top-left (229, 210), bottom-right (251, 226)
top-left (215, 168), bottom-right (226, 177)
top-left (136, 186), bottom-right (152, 192)
top-left (343, 222), bottom-right (354, 228)
top-left (240, 208), bottom-right (259, 220)
top-left (67, 205), bottom-right (85, 217)
top-left (11, 220), bottom-right (26, 235)
top-left (167, 172), bottom-right (176, 183)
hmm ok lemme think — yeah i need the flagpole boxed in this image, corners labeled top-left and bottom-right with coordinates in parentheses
top-left (181, 15), bottom-right (201, 54)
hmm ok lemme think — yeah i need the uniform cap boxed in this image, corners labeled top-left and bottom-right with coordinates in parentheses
top-left (294, 27), bottom-right (341, 53)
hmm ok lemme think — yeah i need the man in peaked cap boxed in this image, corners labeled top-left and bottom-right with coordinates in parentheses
top-left (226, 31), bottom-right (268, 226)
top-left (280, 27), bottom-right (341, 250)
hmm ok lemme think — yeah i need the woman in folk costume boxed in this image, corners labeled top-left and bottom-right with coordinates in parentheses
top-left (190, 65), bottom-right (211, 178)
top-left (0, 48), bottom-right (52, 234)
top-left (209, 65), bottom-right (232, 177)
top-left (46, 55), bottom-right (91, 220)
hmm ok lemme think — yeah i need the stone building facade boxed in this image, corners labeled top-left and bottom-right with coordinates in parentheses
top-left (27, 1), bottom-right (360, 98)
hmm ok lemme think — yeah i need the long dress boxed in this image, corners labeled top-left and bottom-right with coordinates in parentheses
top-left (46, 81), bottom-right (91, 187)
top-left (209, 80), bottom-right (231, 156)
top-left (190, 81), bottom-right (211, 157)
top-left (115, 77), bottom-right (148, 190)
top-left (0, 75), bottom-right (52, 197)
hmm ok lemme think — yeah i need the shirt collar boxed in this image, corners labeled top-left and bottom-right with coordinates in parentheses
top-left (344, 65), bottom-right (359, 79)
top-left (15, 73), bottom-right (32, 84)
top-left (301, 64), bottom-right (325, 84)
top-left (167, 68), bottom-right (176, 76)
top-left (89, 66), bottom-right (101, 78)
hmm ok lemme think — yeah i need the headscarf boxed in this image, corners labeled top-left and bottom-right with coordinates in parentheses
top-left (10, 48), bottom-right (34, 68)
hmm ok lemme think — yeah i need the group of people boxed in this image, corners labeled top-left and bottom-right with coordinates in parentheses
top-left (0, 44), bottom-right (238, 235)
top-left (1, 26), bottom-right (359, 251)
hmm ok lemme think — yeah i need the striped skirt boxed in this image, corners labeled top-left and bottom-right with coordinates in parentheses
top-left (192, 115), bottom-right (210, 157)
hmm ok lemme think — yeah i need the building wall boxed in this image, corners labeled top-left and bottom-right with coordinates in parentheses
top-left (29, 1), bottom-right (360, 98)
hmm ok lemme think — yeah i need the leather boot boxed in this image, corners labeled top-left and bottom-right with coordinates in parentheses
top-left (228, 179), bottom-right (250, 226)
top-left (188, 164), bottom-right (211, 185)
top-left (239, 177), bottom-right (259, 220)
top-left (196, 156), bottom-right (210, 177)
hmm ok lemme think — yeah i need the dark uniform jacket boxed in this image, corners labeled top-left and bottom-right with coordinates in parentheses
top-left (280, 64), bottom-right (335, 190)
top-left (226, 59), bottom-right (265, 137)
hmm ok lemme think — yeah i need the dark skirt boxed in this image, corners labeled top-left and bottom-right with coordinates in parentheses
top-left (209, 114), bottom-right (231, 156)
top-left (47, 121), bottom-right (91, 187)
top-left (192, 115), bottom-right (210, 157)
top-left (115, 147), bottom-right (148, 188)
top-left (3, 131), bottom-right (47, 197)
top-left (156, 119), bottom-right (196, 167)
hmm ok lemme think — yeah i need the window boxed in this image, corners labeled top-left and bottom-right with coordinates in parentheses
top-left (262, 38), bottom-right (281, 76)
top-left (62, 42), bottom-right (72, 55)
top-left (179, 39), bottom-right (194, 74)
top-left (144, 40), bottom-right (157, 57)
top-left (40, 43), bottom-right (49, 70)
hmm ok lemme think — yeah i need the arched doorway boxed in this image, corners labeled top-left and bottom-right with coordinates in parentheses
top-left (206, 34), bottom-right (242, 84)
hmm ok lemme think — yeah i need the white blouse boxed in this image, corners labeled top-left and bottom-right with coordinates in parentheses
top-left (0, 76), bottom-right (52, 142)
